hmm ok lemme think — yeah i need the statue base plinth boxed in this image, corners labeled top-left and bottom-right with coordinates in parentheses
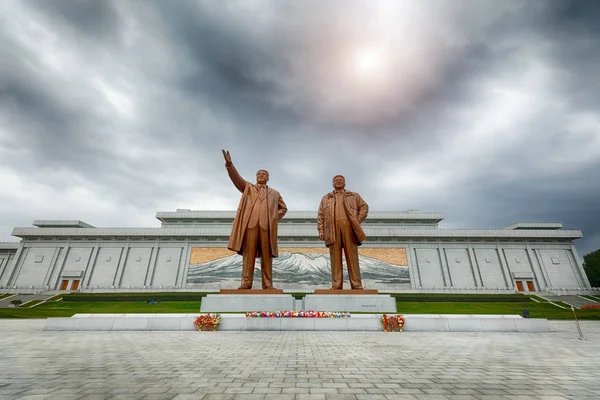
top-left (201, 294), bottom-right (294, 312)
top-left (314, 289), bottom-right (379, 295)
top-left (220, 288), bottom-right (284, 295)
top-left (303, 294), bottom-right (396, 312)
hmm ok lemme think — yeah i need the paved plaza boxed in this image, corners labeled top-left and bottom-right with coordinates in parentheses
top-left (1, 320), bottom-right (599, 400)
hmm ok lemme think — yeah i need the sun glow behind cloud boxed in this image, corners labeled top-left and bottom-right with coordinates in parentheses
top-left (291, 2), bottom-right (458, 126)
top-left (351, 48), bottom-right (388, 79)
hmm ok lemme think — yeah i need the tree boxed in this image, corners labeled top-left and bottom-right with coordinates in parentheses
top-left (583, 249), bottom-right (600, 287)
top-left (10, 299), bottom-right (22, 307)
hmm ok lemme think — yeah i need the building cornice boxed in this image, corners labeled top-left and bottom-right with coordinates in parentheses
top-left (156, 210), bottom-right (445, 223)
top-left (11, 227), bottom-right (583, 240)
top-left (0, 242), bottom-right (20, 250)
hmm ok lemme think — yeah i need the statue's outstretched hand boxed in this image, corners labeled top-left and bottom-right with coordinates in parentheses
top-left (222, 149), bottom-right (232, 166)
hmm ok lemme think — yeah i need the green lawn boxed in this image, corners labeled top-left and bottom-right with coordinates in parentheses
top-left (0, 294), bottom-right (14, 300)
top-left (20, 299), bottom-right (45, 307)
top-left (2, 299), bottom-right (600, 319)
top-left (581, 294), bottom-right (600, 302)
top-left (2, 292), bottom-right (599, 320)
top-left (0, 301), bottom-right (201, 319)
top-left (395, 302), bottom-right (600, 320)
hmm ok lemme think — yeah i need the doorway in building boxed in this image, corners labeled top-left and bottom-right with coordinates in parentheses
top-left (71, 280), bottom-right (80, 290)
top-left (515, 281), bottom-right (524, 291)
top-left (60, 280), bottom-right (69, 290)
top-left (526, 281), bottom-right (535, 291)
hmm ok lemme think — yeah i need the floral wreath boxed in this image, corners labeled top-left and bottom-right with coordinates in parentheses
top-left (381, 314), bottom-right (405, 332)
top-left (194, 314), bottom-right (222, 331)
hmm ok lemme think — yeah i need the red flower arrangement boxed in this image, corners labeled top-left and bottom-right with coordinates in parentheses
top-left (381, 314), bottom-right (405, 332)
top-left (245, 311), bottom-right (351, 318)
top-left (194, 314), bottom-right (222, 331)
top-left (581, 304), bottom-right (600, 309)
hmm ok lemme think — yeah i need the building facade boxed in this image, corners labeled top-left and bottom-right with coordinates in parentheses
top-left (0, 210), bottom-right (591, 292)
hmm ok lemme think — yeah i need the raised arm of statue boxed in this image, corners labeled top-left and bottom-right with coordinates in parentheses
top-left (222, 149), bottom-right (247, 193)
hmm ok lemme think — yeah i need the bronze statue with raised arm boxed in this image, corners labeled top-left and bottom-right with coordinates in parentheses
top-left (317, 175), bottom-right (369, 290)
top-left (222, 149), bottom-right (288, 289)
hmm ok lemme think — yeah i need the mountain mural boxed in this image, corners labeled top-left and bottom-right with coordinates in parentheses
top-left (186, 252), bottom-right (410, 288)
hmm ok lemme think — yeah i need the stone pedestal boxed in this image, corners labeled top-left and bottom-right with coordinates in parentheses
top-left (303, 294), bottom-right (396, 313)
top-left (219, 288), bottom-right (284, 295)
top-left (314, 289), bottom-right (378, 295)
top-left (200, 294), bottom-right (295, 312)
top-left (44, 313), bottom-right (552, 332)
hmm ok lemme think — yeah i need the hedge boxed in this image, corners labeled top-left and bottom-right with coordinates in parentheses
top-left (390, 294), bottom-right (530, 302)
top-left (59, 292), bottom-right (530, 303)
top-left (61, 292), bottom-right (211, 302)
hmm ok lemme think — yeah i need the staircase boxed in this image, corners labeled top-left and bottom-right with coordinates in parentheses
top-left (0, 293), bottom-right (58, 308)
top-left (536, 293), bottom-right (597, 309)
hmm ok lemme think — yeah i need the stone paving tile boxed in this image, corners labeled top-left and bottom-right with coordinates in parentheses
top-left (1, 321), bottom-right (600, 400)
top-left (264, 395), bottom-right (294, 400)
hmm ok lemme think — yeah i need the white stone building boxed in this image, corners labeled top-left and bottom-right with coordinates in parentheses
top-left (0, 210), bottom-right (591, 292)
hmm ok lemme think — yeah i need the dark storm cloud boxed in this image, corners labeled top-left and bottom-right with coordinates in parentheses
top-left (0, 71), bottom-right (108, 169)
top-left (542, 1), bottom-right (600, 115)
top-left (151, 1), bottom-right (302, 131)
top-left (451, 166), bottom-right (600, 256)
top-left (30, 0), bottom-right (122, 41)
top-left (0, 0), bottom-right (598, 258)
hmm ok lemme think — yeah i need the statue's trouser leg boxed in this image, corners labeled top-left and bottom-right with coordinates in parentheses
top-left (240, 226), bottom-right (259, 289)
top-left (329, 222), bottom-right (345, 289)
top-left (258, 228), bottom-right (273, 289)
top-left (339, 221), bottom-right (362, 289)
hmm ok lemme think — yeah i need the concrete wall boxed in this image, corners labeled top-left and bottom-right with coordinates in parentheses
top-left (444, 248), bottom-right (476, 288)
top-left (87, 247), bottom-right (123, 287)
top-left (0, 252), bottom-right (17, 286)
top-left (414, 248), bottom-right (445, 288)
top-left (474, 249), bottom-right (508, 288)
top-left (539, 249), bottom-right (583, 288)
top-left (150, 247), bottom-right (183, 287)
top-left (409, 243), bottom-right (587, 292)
top-left (14, 247), bottom-right (58, 287)
top-left (1, 239), bottom-right (590, 291)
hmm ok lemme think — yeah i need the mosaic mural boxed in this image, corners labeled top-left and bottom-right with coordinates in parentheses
top-left (186, 247), bottom-right (410, 290)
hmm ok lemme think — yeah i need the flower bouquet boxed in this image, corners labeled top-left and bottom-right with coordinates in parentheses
top-left (245, 310), bottom-right (351, 318)
top-left (194, 313), bottom-right (222, 331)
top-left (381, 314), bottom-right (405, 332)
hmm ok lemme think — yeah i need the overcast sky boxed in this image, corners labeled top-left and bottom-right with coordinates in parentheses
top-left (1, 0), bottom-right (599, 257)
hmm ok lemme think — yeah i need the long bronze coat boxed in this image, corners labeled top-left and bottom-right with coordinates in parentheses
top-left (226, 164), bottom-right (287, 257)
top-left (317, 190), bottom-right (368, 247)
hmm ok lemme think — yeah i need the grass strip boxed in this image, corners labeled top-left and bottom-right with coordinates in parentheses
top-left (2, 298), bottom-right (600, 320)
top-left (395, 301), bottom-right (600, 320)
top-left (580, 295), bottom-right (600, 302)
top-left (62, 292), bottom-right (211, 302)
top-left (20, 299), bottom-right (45, 308)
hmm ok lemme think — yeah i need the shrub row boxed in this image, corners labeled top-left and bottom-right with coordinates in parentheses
top-left (59, 292), bottom-right (530, 303)
top-left (62, 292), bottom-right (210, 302)
top-left (392, 295), bottom-right (530, 302)
top-left (21, 299), bottom-right (45, 307)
